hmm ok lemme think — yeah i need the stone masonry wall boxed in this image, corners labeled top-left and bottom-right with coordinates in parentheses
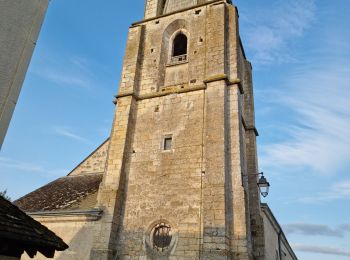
top-left (144, 0), bottom-right (216, 19)
top-left (91, 1), bottom-right (255, 259)
top-left (164, 0), bottom-right (198, 14)
top-left (69, 140), bottom-right (109, 176)
top-left (116, 91), bottom-right (205, 259)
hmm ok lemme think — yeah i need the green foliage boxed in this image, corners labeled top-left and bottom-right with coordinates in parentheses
top-left (0, 189), bottom-right (11, 201)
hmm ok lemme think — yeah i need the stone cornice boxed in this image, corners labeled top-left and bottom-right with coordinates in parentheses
top-left (131, 0), bottom-right (227, 27)
top-left (28, 209), bottom-right (103, 222)
top-left (204, 74), bottom-right (244, 94)
top-left (140, 85), bottom-right (206, 100)
top-left (247, 126), bottom-right (259, 137)
top-left (203, 74), bottom-right (228, 83)
top-left (242, 116), bottom-right (259, 136)
top-left (114, 77), bottom-right (244, 104)
top-left (115, 84), bottom-right (207, 103)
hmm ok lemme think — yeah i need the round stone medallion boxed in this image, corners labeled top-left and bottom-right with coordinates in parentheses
top-left (152, 223), bottom-right (172, 251)
top-left (145, 220), bottom-right (177, 256)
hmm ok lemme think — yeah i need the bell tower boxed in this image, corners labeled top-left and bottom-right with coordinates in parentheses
top-left (90, 0), bottom-right (265, 259)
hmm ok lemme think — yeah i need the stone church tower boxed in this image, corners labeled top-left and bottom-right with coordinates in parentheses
top-left (90, 0), bottom-right (264, 259)
top-left (15, 1), bottom-right (297, 260)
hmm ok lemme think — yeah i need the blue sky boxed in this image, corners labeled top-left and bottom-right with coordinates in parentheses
top-left (1, 0), bottom-right (350, 259)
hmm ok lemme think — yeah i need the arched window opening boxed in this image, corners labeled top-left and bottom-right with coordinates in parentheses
top-left (172, 33), bottom-right (187, 63)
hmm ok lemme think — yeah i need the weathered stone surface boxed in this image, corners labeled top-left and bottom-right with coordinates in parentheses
top-left (69, 139), bottom-right (109, 176)
top-left (93, 1), bottom-right (256, 259)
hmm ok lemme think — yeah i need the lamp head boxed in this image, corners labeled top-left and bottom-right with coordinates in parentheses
top-left (258, 174), bottom-right (270, 198)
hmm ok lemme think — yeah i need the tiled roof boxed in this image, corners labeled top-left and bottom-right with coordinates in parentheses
top-left (0, 196), bottom-right (68, 257)
top-left (14, 174), bottom-right (103, 212)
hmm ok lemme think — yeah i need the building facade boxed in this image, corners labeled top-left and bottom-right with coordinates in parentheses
top-left (15, 0), bottom-right (297, 259)
top-left (0, 0), bottom-right (49, 150)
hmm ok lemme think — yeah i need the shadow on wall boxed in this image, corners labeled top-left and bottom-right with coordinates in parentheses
top-left (56, 224), bottom-right (96, 260)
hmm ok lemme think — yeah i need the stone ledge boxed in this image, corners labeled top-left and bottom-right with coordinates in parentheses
top-left (165, 60), bottom-right (188, 67)
top-left (203, 74), bottom-right (228, 83)
top-left (114, 76), bottom-right (245, 103)
top-left (242, 116), bottom-right (259, 136)
top-left (132, 0), bottom-right (227, 27)
top-left (115, 84), bottom-right (206, 103)
top-left (28, 209), bottom-right (103, 222)
top-left (204, 74), bottom-right (244, 94)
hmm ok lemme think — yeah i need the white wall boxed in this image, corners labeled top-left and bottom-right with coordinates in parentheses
top-left (0, 0), bottom-right (49, 149)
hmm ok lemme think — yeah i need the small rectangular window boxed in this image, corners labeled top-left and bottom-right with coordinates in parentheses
top-left (163, 137), bottom-right (172, 151)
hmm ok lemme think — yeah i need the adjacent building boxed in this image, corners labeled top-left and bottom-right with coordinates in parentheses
top-left (15, 0), bottom-right (297, 259)
top-left (0, 0), bottom-right (49, 150)
top-left (0, 196), bottom-right (68, 259)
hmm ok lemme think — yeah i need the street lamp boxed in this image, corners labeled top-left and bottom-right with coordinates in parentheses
top-left (257, 172), bottom-right (270, 198)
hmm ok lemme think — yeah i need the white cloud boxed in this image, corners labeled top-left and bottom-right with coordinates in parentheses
top-left (38, 68), bottom-right (90, 88)
top-left (298, 180), bottom-right (350, 203)
top-left (293, 244), bottom-right (350, 257)
top-left (53, 126), bottom-right (92, 144)
top-left (0, 157), bottom-right (67, 176)
top-left (284, 223), bottom-right (350, 237)
top-left (260, 60), bottom-right (350, 176)
top-left (241, 0), bottom-right (316, 64)
top-left (340, 224), bottom-right (350, 232)
top-left (31, 52), bottom-right (94, 89)
top-left (0, 157), bottom-right (43, 172)
top-left (254, 1), bottom-right (350, 208)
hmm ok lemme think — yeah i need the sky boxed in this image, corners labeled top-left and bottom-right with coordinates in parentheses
top-left (1, 0), bottom-right (350, 259)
